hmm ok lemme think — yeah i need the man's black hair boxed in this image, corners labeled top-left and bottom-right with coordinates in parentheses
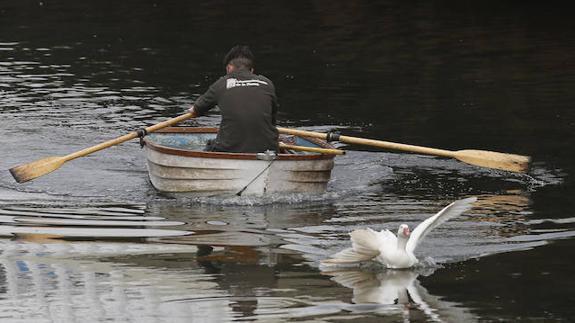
top-left (223, 45), bottom-right (255, 70)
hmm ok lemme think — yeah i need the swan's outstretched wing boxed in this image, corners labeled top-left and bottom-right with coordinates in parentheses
top-left (322, 228), bottom-right (396, 264)
top-left (406, 197), bottom-right (477, 253)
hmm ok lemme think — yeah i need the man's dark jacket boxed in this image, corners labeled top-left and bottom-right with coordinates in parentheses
top-left (193, 69), bottom-right (279, 153)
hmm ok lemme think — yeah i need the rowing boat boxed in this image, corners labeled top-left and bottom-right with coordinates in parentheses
top-left (143, 127), bottom-right (336, 195)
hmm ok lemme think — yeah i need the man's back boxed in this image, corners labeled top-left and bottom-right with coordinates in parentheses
top-left (192, 69), bottom-right (279, 153)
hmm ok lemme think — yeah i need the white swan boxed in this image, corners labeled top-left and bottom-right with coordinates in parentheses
top-left (322, 197), bottom-right (477, 269)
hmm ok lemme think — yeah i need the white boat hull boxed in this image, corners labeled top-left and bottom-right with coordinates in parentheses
top-left (144, 128), bottom-right (335, 196)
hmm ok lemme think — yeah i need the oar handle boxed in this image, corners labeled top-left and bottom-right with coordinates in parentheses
top-left (277, 127), bottom-right (455, 158)
top-left (66, 112), bottom-right (195, 161)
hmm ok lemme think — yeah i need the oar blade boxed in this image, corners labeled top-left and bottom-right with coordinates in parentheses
top-left (454, 150), bottom-right (531, 173)
top-left (9, 156), bottom-right (66, 183)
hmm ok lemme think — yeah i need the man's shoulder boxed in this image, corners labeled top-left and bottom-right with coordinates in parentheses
top-left (251, 74), bottom-right (275, 89)
top-left (224, 72), bottom-right (275, 90)
top-left (229, 71), bottom-right (272, 83)
top-left (255, 74), bottom-right (273, 85)
top-left (205, 76), bottom-right (228, 91)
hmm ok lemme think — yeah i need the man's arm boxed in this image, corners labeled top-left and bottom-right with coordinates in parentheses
top-left (188, 78), bottom-right (223, 115)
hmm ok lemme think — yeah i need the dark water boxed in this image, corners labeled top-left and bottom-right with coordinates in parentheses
top-left (1, 1), bottom-right (574, 322)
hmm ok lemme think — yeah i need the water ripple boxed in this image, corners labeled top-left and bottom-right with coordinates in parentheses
top-left (0, 205), bottom-right (191, 239)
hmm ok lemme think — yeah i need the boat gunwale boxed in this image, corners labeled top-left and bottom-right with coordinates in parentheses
top-left (144, 127), bottom-right (337, 161)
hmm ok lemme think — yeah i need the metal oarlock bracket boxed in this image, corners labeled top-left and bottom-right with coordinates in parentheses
top-left (326, 131), bottom-right (341, 142)
top-left (256, 150), bottom-right (278, 161)
top-left (136, 128), bottom-right (148, 148)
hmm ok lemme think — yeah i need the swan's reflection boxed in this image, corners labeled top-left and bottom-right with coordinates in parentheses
top-left (323, 269), bottom-right (478, 322)
top-left (325, 269), bottom-right (422, 305)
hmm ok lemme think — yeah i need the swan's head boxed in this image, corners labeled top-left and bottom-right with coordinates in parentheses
top-left (398, 224), bottom-right (410, 238)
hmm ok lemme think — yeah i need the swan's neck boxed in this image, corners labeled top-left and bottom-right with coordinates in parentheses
top-left (397, 236), bottom-right (408, 251)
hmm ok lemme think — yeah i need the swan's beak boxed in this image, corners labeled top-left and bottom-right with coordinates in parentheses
top-left (403, 227), bottom-right (410, 236)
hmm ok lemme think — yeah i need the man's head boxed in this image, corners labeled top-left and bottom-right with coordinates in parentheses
top-left (223, 45), bottom-right (255, 74)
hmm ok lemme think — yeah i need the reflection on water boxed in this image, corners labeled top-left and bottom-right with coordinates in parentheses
top-left (0, 187), bottom-right (573, 321)
top-left (0, 205), bottom-right (191, 239)
top-left (0, 238), bottom-right (480, 323)
top-left (0, 241), bottom-right (222, 323)
top-left (324, 269), bottom-right (478, 322)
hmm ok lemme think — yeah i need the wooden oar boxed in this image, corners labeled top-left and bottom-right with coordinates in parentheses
top-left (279, 143), bottom-right (345, 155)
top-left (10, 112), bottom-right (196, 183)
top-left (277, 127), bottom-right (530, 173)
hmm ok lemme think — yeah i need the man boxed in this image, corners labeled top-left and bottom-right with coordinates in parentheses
top-left (188, 45), bottom-right (279, 153)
